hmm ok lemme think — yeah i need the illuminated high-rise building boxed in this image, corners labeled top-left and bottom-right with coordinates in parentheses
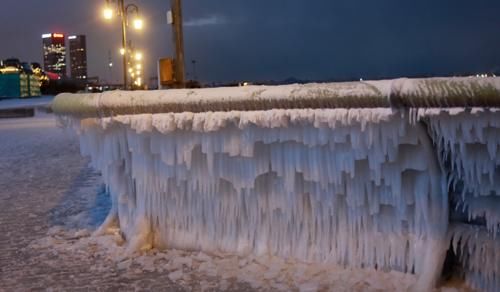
top-left (42, 33), bottom-right (67, 77)
top-left (68, 35), bottom-right (87, 80)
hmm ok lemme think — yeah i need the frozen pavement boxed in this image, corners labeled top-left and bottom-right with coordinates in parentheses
top-left (0, 111), bottom-right (470, 291)
top-left (0, 96), bottom-right (54, 110)
top-left (0, 112), bottom-right (184, 291)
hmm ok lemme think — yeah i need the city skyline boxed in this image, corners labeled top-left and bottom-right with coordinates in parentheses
top-left (0, 0), bottom-right (500, 84)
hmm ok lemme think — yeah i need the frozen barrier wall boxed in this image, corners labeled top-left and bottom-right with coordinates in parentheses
top-left (71, 109), bottom-right (448, 290)
top-left (417, 108), bottom-right (500, 291)
top-left (53, 78), bottom-right (500, 291)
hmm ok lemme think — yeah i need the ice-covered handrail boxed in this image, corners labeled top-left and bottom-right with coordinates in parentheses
top-left (52, 77), bottom-right (500, 118)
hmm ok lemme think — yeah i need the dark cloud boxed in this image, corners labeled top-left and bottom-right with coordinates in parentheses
top-left (0, 0), bottom-right (499, 83)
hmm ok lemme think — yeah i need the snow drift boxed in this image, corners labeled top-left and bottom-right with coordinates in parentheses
top-left (53, 78), bottom-right (500, 291)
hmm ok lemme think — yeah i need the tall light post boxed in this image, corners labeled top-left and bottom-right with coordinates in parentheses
top-left (103, 0), bottom-right (143, 89)
top-left (127, 41), bottom-right (144, 89)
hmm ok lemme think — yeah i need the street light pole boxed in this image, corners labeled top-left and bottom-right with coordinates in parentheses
top-left (104, 0), bottom-right (142, 90)
top-left (119, 0), bottom-right (128, 89)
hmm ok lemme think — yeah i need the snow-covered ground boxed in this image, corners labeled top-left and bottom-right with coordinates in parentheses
top-left (0, 108), bottom-right (472, 291)
top-left (0, 111), bottom-right (181, 290)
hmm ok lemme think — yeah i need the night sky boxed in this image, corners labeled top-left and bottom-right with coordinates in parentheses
top-left (1, 0), bottom-right (499, 84)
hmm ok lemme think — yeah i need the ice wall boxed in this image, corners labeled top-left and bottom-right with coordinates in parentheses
top-left (62, 108), bottom-right (454, 289)
top-left (417, 108), bottom-right (500, 291)
top-left (57, 106), bottom-right (500, 291)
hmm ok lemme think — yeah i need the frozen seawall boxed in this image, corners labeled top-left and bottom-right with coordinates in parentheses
top-left (53, 77), bottom-right (500, 291)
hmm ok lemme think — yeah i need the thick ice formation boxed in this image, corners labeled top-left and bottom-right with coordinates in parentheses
top-left (58, 106), bottom-right (500, 291)
top-left (62, 108), bottom-right (450, 289)
top-left (451, 224), bottom-right (500, 292)
top-left (417, 108), bottom-right (500, 291)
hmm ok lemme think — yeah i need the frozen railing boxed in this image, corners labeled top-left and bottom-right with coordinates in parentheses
top-left (53, 77), bottom-right (500, 117)
top-left (53, 77), bottom-right (500, 291)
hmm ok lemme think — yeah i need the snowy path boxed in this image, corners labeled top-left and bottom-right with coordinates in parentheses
top-left (0, 112), bottom-right (184, 291)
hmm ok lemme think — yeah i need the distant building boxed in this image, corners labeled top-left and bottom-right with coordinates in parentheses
top-left (42, 33), bottom-right (67, 77)
top-left (68, 35), bottom-right (87, 80)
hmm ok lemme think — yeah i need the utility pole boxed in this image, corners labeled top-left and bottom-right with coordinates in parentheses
top-left (119, 0), bottom-right (128, 89)
top-left (172, 0), bottom-right (185, 88)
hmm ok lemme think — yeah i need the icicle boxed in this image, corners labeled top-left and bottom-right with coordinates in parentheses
top-left (450, 224), bottom-right (500, 292)
top-left (59, 106), bottom-right (500, 291)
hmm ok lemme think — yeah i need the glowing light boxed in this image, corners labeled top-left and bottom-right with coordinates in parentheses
top-left (0, 67), bottom-right (20, 73)
top-left (136, 64), bottom-right (142, 70)
top-left (119, 48), bottom-right (126, 55)
top-left (53, 33), bottom-right (64, 38)
top-left (68, 35), bottom-right (77, 40)
top-left (109, 62), bottom-right (113, 67)
top-left (103, 7), bottom-right (114, 20)
top-left (42, 33), bottom-right (52, 39)
top-left (133, 18), bottom-right (144, 30)
top-left (134, 52), bottom-right (143, 61)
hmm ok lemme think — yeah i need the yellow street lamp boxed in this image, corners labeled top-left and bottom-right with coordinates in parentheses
top-left (103, 6), bottom-right (114, 20)
top-left (102, 0), bottom-right (144, 89)
top-left (133, 18), bottom-right (144, 30)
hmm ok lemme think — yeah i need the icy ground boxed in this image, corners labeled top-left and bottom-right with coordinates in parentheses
top-left (0, 95), bottom-right (53, 110)
top-left (0, 111), bottom-right (470, 291)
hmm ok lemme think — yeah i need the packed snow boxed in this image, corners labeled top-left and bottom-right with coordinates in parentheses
top-left (32, 226), bottom-right (421, 291)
